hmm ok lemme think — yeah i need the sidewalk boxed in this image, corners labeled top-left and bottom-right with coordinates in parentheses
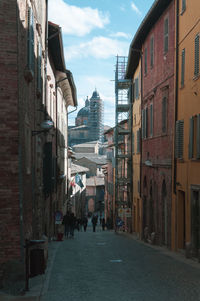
top-left (0, 241), bottom-right (61, 301)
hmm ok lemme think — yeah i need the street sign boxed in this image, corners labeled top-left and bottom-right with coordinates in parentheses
top-left (118, 208), bottom-right (124, 217)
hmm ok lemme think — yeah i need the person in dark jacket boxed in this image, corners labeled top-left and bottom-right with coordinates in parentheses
top-left (92, 215), bottom-right (98, 232)
top-left (102, 218), bottom-right (106, 231)
top-left (62, 211), bottom-right (71, 238)
top-left (69, 212), bottom-right (76, 238)
top-left (82, 216), bottom-right (88, 232)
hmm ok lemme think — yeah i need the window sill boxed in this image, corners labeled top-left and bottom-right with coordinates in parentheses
top-left (193, 74), bottom-right (200, 81)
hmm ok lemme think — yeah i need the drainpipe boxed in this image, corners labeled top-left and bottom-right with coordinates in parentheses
top-left (174, 0), bottom-right (179, 194)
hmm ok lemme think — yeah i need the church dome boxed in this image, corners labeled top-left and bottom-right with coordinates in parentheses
top-left (77, 106), bottom-right (89, 117)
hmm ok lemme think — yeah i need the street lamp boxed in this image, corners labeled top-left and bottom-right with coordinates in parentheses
top-left (32, 120), bottom-right (54, 136)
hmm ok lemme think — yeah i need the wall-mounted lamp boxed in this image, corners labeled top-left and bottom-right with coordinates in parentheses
top-left (32, 120), bottom-right (54, 136)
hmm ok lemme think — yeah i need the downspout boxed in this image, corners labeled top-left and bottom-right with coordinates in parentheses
top-left (16, 2), bottom-right (24, 260)
top-left (174, 0), bottom-right (179, 194)
top-left (45, 0), bottom-right (48, 114)
top-left (140, 51), bottom-right (143, 200)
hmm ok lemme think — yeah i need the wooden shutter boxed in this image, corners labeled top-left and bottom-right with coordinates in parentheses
top-left (194, 34), bottom-right (199, 76)
top-left (181, 49), bottom-right (185, 87)
top-left (189, 117), bottom-right (194, 159)
top-left (182, 0), bottom-right (186, 12)
top-left (164, 17), bottom-right (169, 53)
top-left (197, 114), bottom-right (200, 159)
top-left (137, 129), bottom-right (141, 153)
top-left (28, 7), bottom-right (34, 72)
top-left (175, 120), bottom-right (184, 159)
top-left (142, 109), bottom-right (145, 139)
top-left (145, 107), bottom-right (148, 138)
top-left (37, 42), bottom-right (42, 91)
top-left (132, 132), bottom-right (135, 154)
top-left (150, 103), bottom-right (153, 136)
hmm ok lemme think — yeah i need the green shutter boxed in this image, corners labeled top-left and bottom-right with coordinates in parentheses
top-left (150, 103), bottom-right (153, 136)
top-left (181, 49), bottom-right (185, 87)
top-left (175, 120), bottom-right (184, 159)
top-left (189, 117), bottom-right (194, 159)
top-left (197, 114), bottom-right (200, 159)
top-left (28, 7), bottom-right (34, 72)
top-left (182, 0), bottom-right (186, 12)
top-left (137, 129), bottom-right (141, 153)
top-left (37, 42), bottom-right (42, 91)
top-left (194, 34), bottom-right (199, 76)
top-left (132, 132), bottom-right (135, 154)
top-left (145, 107), bottom-right (148, 138)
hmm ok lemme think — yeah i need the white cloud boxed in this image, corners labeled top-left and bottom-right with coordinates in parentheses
top-left (65, 36), bottom-right (129, 61)
top-left (110, 32), bottom-right (131, 39)
top-left (48, 0), bottom-right (109, 36)
top-left (131, 2), bottom-right (141, 15)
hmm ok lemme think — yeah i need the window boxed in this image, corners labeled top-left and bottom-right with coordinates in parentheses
top-left (175, 120), bottom-right (184, 159)
top-left (144, 48), bottom-right (147, 74)
top-left (194, 34), bottom-right (199, 77)
top-left (150, 36), bottom-right (154, 68)
top-left (162, 97), bottom-right (167, 133)
top-left (189, 115), bottom-right (200, 159)
top-left (182, 0), bottom-right (186, 13)
top-left (37, 42), bottom-right (42, 91)
top-left (134, 78), bottom-right (139, 100)
top-left (181, 49), bottom-right (185, 87)
top-left (164, 17), bottom-right (169, 53)
top-left (132, 132), bottom-right (135, 154)
top-left (150, 103), bottom-right (153, 136)
top-left (27, 7), bottom-right (34, 72)
top-left (137, 129), bottom-right (141, 153)
top-left (142, 108), bottom-right (148, 139)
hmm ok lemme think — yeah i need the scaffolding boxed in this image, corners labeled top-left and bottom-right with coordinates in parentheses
top-left (115, 56), bottom-right (132, 219)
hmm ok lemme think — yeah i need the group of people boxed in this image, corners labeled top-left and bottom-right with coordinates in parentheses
top-left (62, 212), bottom-right (88, 238)
top-left (62, 212), bottom-right (109, 236)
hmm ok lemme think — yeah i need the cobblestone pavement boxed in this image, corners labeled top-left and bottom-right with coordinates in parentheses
top-left (40, 226), bottom-right (200, 301)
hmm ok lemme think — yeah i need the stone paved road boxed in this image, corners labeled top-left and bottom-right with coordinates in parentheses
top-left (41, 226), bottom-right (200, 301)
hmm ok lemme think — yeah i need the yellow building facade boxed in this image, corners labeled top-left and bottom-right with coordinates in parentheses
top-left (131, 60), bottom-right (142, 237)
top-left (172, 0), bottom-right (200, 257)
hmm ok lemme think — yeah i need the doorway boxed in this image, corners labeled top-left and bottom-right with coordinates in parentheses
top-left (191, 187), bottom-right (200, 257)
top-left (177, 190), bottom-right (186, 249)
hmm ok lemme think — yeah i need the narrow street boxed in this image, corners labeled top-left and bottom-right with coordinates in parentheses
top-left (41, 226), bottom-right (200, 301)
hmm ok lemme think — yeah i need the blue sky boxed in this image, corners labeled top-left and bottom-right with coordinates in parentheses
top-left (49, 0), bottom-right (155, 127)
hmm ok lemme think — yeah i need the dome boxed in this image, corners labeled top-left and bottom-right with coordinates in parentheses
top-left (77, 106), bottom-right (89, 117)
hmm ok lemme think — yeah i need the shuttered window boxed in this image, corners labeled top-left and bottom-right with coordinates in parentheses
top-left (135, 78), bottom-right (139, 100)
top-left (175, 120), bottom-right (184, 159)
top-left (164, 17), bottom-right (169, 53)
top-left (189, 115), bottom-right (200, 159)
top-left (37, 42), bottom-right (42, 91)
top-left (150, 103), bottom-right (153, 137)
top-left (197, 114), bottom-right (200, 159)
top-left (145, 107), bottom-right (148, 138)
top-left (150, 36), bottom-right (154, 68)
top-left (194, 34), bottom-right (199, 77)
top-left (162, 97), bottom-right (167, 133)
top-left (137, 129), bottom-right (141, 153)
top-left (28, 7), bottom-right (35, 72)
top-left (144, 48), bottom-right (147, 74)
top-left (189, 117), bottom-right (194, 159)
top-left (182, 0), bottom-right (186, 12)
top-left (181, 49), bottom-right (185, 87)
top-left (132, 132), bottom-right (135, 154)
top-left (142, 109), bottom-right (145, 139)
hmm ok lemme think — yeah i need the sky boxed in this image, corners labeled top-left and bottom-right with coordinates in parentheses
top-left (48, 0), bottom-right (155, 127)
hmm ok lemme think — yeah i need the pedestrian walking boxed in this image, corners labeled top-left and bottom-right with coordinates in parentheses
top-left (102, 218), bottom-right (106, 231)
top-left (92, 215), bottom-right (98, 232)
top-left (62, 211), bottom-right (71, 238)
top-left (82, 216), bottom-right (88, 232)
top-left (69, 212), bottom-right (76, 238)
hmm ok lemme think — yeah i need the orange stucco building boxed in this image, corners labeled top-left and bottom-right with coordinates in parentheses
top-left (172, 0), bottom-right (200, 257)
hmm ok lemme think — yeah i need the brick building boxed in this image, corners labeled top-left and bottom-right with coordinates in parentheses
top-left (126, 0), bottom-right (175, 246)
